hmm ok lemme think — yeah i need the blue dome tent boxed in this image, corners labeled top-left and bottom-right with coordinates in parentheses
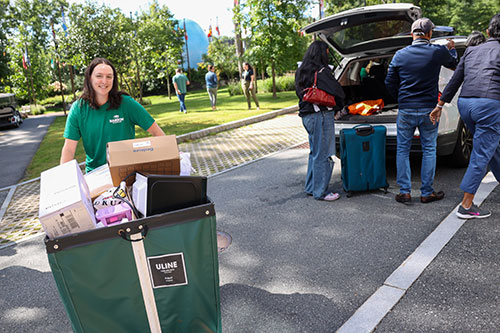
top-left (179, 18), bottom-right (209, 70)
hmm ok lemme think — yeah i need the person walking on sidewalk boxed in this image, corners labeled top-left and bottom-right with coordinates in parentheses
top-left (430, 13), bottom-right (500, 219)
top-left (385, 18), bottom-right (458, 204)
top-left (173, 68), bottom-right (190, 113)
top-left (242, 62), bottom-right (260, 110)
top-left (205, 65), bottom-right (218, 110)
top-left (295, 40), bottom-right (345, 201)
top-left (60, 57), bottom-right (165, 173)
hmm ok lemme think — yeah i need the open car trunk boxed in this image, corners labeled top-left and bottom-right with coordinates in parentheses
top-left (336, 55), bottom-right (399, 124)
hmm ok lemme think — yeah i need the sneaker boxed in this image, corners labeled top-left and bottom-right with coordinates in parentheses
top-left (456, 204), bottom-right (491, 219)
top-left (395, 193), bottom-right (411, 203)
top-left (322, 192), bottom-right (340, 201)
top-left (256, 107), bottom-right (260, 110)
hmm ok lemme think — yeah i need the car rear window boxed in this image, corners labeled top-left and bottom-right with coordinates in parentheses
top-left (328, 20), bottom-right (411, 50)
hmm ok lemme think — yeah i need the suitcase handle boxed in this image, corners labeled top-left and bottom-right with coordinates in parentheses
top-left (354, 124), bottom-right (374, 136)
top-left (118, 225), bottom-right (148, 242)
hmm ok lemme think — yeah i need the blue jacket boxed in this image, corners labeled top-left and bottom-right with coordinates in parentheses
top-left (441, 38), bottom-right (500, 103)
top-left (205, 71), bottom-right (218, 89)
top-left (385, 39), bottom-right (458, 109)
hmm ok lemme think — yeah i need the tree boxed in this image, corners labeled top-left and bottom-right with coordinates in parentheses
top-left (203, 36), bottom-right (238, 82)
top-left (61, 2), bottom-right (131, 77)
top-left (6, 0), bottom-right (67, 103)
top-left (243, 0), bottom-right (311, 97)
top-left (0, 0), bottom-right (12, 89)
top-left (134, 1), bottom-right (184, 96)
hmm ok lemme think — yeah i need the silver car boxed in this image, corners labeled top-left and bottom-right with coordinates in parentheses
top-left (303, 3), bottom-right (472, 166)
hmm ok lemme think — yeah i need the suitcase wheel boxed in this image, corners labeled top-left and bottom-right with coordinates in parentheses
top-left (346, 191), bottom-right (353, 198)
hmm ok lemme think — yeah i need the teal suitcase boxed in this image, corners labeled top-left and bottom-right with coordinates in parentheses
top-left (340, 125), bottom-right (389, 197)
top-left (45, 201), bottom-right (221, 333)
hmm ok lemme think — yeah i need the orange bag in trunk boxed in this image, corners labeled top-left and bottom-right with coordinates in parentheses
top-left (348, 99), bottom-right (384, 116)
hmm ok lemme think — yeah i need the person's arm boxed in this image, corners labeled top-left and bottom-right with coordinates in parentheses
top-left (60, 139), bottom-right (78, 165)
top-left (317, 69), bottom-right (346, 109)
top-left (146, 122), bottom-right (165, 136)
top-left (249, 71), bottom-right (255, 89)
top-left (384, 58), bottom-right (400, 99)
top-left (186, 75), bottom-right (190, 86)
top-left (441, 40), bottom-right (458, 69)
top-left (173, 81), bottom-right (179, 95)
top-left (430, 53), bottom-right (466, 125)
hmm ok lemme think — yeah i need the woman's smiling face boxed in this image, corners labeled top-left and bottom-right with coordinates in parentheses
top-left (90, 63), bottom-right (114, 100)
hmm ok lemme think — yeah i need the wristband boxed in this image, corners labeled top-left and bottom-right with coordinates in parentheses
top-left (436, 104), bottom-right (443, 109)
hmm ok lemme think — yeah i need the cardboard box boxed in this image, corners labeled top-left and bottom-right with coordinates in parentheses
top-left (84, 164), bottom-right (114, 199)
top-left (107, 135), bottom-right (180, 186)
top-left (39, 160), bottom-right (97, 239)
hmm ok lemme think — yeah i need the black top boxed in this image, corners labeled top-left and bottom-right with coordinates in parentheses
top-left (243, 69), bottom-right (254, 81)
top-left (441, 38), bottom-right (500, 103)
top-left (295, 66), bottom-right (345, 116)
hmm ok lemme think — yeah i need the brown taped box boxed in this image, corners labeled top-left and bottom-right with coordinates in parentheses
top-left (107, 135), bottom-right (180, 186)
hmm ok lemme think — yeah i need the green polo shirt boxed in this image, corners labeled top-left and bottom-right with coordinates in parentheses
top-left (64, 95), bottom-right (155, 172)
top-left (172, 74), bottom-right (189, 94)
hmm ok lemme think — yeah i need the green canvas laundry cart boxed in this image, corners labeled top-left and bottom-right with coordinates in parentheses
top-left (45, 201), bottom-right (221, 333)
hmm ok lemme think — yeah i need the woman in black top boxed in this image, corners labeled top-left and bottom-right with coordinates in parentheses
top-left (295, 41), bottom-right (345, 201)
top-left (430, 13), bottom-right (500, 219)
top-left (242, 62), bottom-right (260, 110)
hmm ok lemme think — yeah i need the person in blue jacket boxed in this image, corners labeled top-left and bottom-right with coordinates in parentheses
top-left (205, 65), bottom-right (218, 110)
top-left (385, 18), bottom-right (458, 204)
top-left (430, 13), bottom-right (500, 219)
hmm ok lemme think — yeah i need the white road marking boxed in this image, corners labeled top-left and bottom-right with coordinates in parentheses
top-left (337, 172), bottom-right (498, 333)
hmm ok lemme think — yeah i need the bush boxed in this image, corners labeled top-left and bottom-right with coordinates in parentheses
top-left (227, 81), bottom-right (243, 96)
top-left (259, 75), bottom-right (295, 93)
top-left (139, 98), bottom-right (152, 106)
top-left (30, 104), bottom-right (46, 115)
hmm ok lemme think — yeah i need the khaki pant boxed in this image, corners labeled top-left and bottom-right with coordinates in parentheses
top-left (242, 80), bottom-right (259, 109)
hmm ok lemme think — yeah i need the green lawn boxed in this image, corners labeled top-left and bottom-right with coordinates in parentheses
top-left (24, 88), bottom-right (298, 181)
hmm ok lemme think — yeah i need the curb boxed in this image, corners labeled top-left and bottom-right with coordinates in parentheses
top-left (176, 105), bottom-right (298, 143)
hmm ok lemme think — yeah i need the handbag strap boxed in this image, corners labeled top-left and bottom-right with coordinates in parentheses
top-left (312, 71), bottom-right (318, 88)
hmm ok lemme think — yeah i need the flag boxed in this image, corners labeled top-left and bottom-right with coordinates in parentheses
top-left (216, 24), bottom-right (220, 36)
top-left (22, 48), bottom-right (29, 69)
top-left (62, 8), bottom-right (68, 36)
top-left (319, 0), bottom-right (324, 19)
top-left (183, 20), bottom-right (188, 40)
top-left (234, 0), bottom-right (239, 6)
top-left (207, 25), bottom-right (212, 38)
top-left (51, 59), bottom-right (55, 69)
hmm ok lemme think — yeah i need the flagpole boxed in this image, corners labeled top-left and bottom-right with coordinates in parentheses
top-left (51, 21), bottom-right (67, 115)
top-left (24, 44), bottom-right (36, 107)
top-left (233, 0), bottom-right (243, 79)
top-left (184, 19), bottom-right (191, 77)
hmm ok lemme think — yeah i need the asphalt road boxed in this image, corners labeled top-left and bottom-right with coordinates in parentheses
top-left (1, 147), bottom-right (497, 332)
top-left (0, 114), bottom-right (57, 189)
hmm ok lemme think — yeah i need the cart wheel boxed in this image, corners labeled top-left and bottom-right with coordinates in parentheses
top-left (346, 191), bottom-right (353, 198)
top-left (384, 187), bottom-right (388, 194)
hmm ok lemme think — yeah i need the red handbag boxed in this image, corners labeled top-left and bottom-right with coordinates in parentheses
top-left (302, 70), bottom-right (336, 107)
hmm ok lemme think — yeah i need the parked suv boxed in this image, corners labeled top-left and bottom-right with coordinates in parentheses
top-left (0, 93), bottom-right (23, 128)
top-left (303, 3), bottom-right (472, 167)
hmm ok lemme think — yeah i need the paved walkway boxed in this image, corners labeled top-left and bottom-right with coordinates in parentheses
top-left (0, 108), bottom-right (306, 248)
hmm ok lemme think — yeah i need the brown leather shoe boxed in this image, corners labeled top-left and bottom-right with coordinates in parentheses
top-left (420, 191), bottom-right (445, 203)
top-left (395, 193), bottom-right (411, 203)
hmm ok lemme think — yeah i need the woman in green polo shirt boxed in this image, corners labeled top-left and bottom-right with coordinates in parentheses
top-left (60, 57), bottom-right (165, 172)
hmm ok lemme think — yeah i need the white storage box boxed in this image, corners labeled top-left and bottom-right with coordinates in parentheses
top-left (39, 160), bottom-right (97, 239)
